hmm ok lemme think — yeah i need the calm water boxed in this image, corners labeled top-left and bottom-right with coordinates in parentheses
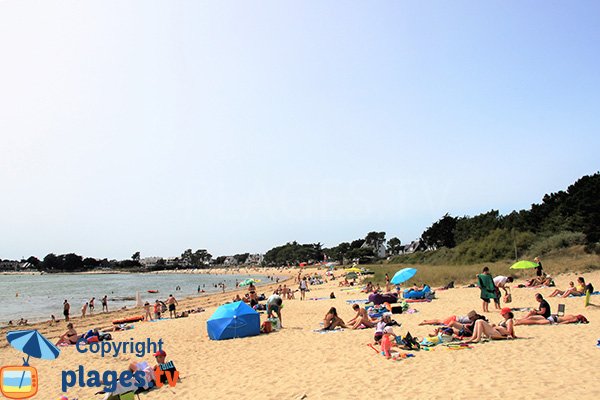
top-left (0, 272), bottom-right (275, 324)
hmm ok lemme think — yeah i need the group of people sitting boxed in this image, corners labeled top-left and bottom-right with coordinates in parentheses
top-left (524, 258), bottom-right (555, 287)
top-left (415, 290), bottom-right (590, 346)
top-left (548, 276), bottom-right (592, 298)
top-left (7, 318), bottom-right (28, 326)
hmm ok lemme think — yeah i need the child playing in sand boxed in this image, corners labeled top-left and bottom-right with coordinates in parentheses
top-left (380, 326), bottom-right (396, 359)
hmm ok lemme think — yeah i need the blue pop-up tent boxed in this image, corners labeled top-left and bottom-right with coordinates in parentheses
top-left (206, 301), bottom-right (260, 340)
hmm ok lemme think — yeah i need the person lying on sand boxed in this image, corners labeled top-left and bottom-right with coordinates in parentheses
top-left (463, 308), bottom-right (516, 343)
top-left (515, 313), bottom-right (589, 325)
top-left (419, 310), bottom-right (477, 326)
top-left (348, 304), bottom-right (375, 329)
top-left (323, 307), bottom-right (347, 330)
top-left (444, 312), bottom-right (488, 337)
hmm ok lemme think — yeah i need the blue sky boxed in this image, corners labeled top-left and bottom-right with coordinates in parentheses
top-left (1, 1), bottom-right (598, 260)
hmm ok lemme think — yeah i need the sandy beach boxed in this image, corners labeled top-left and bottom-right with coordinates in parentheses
top-left (1, 268), bottom-right (599, 399)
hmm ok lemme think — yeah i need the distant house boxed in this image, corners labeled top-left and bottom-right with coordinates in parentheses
top-left (401, 239), bottom-right (427, 254)
top-left (223, 256), bottom-right (237, 266)
top-left (360, 241), bottom-right (387, 258)
top-left (140, 257), bottom-right (162, 267)
top-left (245, 253), bottom-right (264, 265)
top-left (0, 261), bottom-right (33, 271)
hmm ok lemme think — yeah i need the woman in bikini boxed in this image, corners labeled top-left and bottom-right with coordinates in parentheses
top-left (560, 277), bottom-right (586, 298)
top-left (323, 307), bottom-right (347, 330)
top-left (549, 281), bottom-right (576, 297)
top-left (56, 323), bottom-right (79, 345)
top-left (464, 308), bottom-right (516, 343)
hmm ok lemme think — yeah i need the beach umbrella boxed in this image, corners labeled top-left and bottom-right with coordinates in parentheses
top-left (344, 267), bottom-right (362, 273)
top-left (238, 279), bottom-right (255, 287)
top-left (207, 301), bottom-right (260, 340)
top-left (7, 330), bottom-right (60, 362)
top-left (509, 260), bottom-right (539, 270)
top-left (390, 268), bottom-right (417, 285)
top-left (6, 330), bottom-right (60, 388)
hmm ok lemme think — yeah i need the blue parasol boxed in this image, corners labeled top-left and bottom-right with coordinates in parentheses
top-left (6, 330), bottom-right (60, 388)
top-left (390, 268), bottom-right (417, 285)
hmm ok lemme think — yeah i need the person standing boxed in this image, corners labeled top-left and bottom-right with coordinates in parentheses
top-left (385, 273), bottom-right (391, 292)
top-left (89, 297), bottom-right (95, 314)
top-left (144, 301), bottom-right (153, 321)
top-left (81, 302), bottom-right (88, 318)
top-left (166, 294), bottom-right (178, 318)
top-left (154, 300), bottom-right (161, 320)
top-left (477, 267), bottom-right (496, 313)
top-left (101, 295), bottom-right (108, 312)
top-left (63, 300), bottom-right (70, 322)
top-left (299, 277), bottom-right (308, 301)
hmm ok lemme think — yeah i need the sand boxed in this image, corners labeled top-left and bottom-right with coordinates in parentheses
top-left (1, 268), bottom-right (599, 399)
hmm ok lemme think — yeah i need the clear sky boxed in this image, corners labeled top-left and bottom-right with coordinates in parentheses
top-left (1, 1), bottom-right (599, 260)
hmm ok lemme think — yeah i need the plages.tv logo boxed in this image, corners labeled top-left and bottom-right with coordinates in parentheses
top-left (1, 330), bottom-right (61, 399)
top-left (61, 338), bottom-right (179, 394)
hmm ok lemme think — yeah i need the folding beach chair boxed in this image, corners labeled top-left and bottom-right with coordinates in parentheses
top-left (557, 304), bottom-right (565, 317)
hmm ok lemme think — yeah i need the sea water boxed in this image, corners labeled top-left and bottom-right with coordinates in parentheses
top-left (0, 272), bottom-right (274, 324)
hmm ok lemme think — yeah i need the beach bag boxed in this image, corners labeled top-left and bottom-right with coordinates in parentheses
top-left (400, 331), bottom-right (420, 350)
top-left (261, 320), bottom-right (273, 334)
top-left (100, 333), bottom-right (112, 341)
top-left (504, 293), bottom-right (512, 303)
top-left (268, 317), bottom-right (281, 331)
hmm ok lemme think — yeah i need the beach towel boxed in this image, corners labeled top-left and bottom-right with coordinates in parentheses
top-left (309, 297), bottom-right (329, 301)
top-left (313, 328), bottom-right (344, 334)
top-left (405, 299), bottom-right (431, 303)
top-left (346, 299), bottom-right (369, 304)
top-left (477, 274), bottom-right (496, 300)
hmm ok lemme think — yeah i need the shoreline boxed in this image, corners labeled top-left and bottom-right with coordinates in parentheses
top-left (0, 267), bottom-right (296, 344)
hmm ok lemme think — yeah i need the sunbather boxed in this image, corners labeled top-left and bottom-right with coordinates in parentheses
top-left (445, 312), bottom-right (487, 337)
top-left (56, 323), bottom-right (79, 345)
top-left (348, 304), bottom-right (375, 329)
top-left (513, 314), bottom-right (589, 325)
top-left (419, 310), bottom-right (477, 326)
top-left (559, 277), bottom-right (586, 298)
top-left (549, 281), bottom-right (576, 297)
top-left (515, 293), bottom-right (552, 325)
top-left (464, 308), bottom-right (516, 343)
top-left (323, 307), bottom-right (346, 330)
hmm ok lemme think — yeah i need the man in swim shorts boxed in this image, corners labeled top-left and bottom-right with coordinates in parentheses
top-left (266, 292), bottom-right (283, 328)
top-left (63, 299), bottom-right (70, 322)
top-left (166, 295), bottom-right (178, 318)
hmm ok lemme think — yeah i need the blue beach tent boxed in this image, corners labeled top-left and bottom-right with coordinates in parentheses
top-left (207, 301), bottom-right (260, 340)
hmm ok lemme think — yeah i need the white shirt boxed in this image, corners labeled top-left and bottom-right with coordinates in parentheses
top-left (493, 276), bottom-right (508, 287)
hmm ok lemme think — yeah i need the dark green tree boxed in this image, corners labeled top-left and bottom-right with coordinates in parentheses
top-left (386, 237), bottom-right (402, 255)
top-left (421, 213), bottom-right (457, 249)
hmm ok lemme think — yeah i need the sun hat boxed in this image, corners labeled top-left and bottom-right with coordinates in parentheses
top-left (501, 307), bottom-right (511, 315)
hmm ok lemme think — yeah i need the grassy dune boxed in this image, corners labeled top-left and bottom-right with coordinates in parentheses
top-left (360, 246), bottom-right (600, 287)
